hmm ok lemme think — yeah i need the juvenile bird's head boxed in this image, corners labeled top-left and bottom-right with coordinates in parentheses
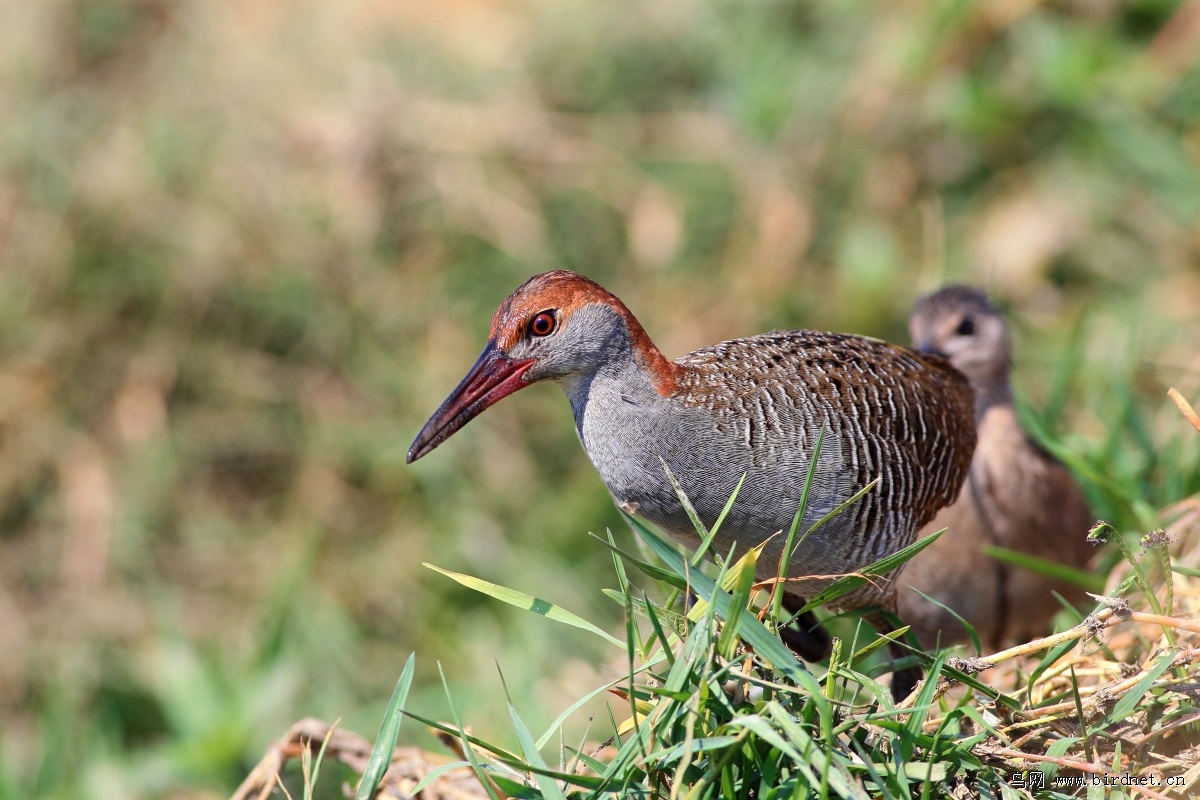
top-left (908, 285), bottom-right (1010, 389)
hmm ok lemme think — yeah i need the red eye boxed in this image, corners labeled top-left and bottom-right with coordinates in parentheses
top-left (529, 311), bottom-right (556, 337)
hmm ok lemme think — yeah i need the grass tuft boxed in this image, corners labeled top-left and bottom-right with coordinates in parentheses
top-left (238, 430), bottom-right (1200, 797)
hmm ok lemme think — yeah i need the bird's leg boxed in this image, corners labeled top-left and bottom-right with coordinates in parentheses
top-left (778, 592), bottom-right (832, 663)
top-left (889, 661), bottom-right (923, 703)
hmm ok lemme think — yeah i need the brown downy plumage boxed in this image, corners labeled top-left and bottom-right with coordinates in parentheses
top-left (898, 285), bottom-right (1094, 651)
top-left (408, 271), bottom-right (978, 698)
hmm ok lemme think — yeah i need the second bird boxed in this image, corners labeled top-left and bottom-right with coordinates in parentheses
top-left (408, 271), bottom-right (978, 698)
top-left (899, 286), bottom-right (1094, 651)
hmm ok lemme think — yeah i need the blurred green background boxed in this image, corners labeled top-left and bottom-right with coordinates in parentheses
top-left (2, 0), bottom-right (1199, 796)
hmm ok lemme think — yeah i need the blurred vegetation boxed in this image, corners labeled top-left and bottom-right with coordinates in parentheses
top-left (0, 0), bottom-right (1198, 797)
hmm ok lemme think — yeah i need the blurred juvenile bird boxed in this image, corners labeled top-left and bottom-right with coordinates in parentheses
top-left (408, 271), bottom-right (977, 697)
top-left (898, 286), bottom-right (1093, 650)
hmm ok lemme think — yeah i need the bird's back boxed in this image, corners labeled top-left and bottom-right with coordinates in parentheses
top-left (676, 332), bottom-right (974, 536)
top-left (581, 329), bottom-right (976, 603)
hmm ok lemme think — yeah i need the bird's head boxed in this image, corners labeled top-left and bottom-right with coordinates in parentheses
top-left (908, 285), bottom-right (1010, 387)
top-left (407, 270), bottom-right (670, 463)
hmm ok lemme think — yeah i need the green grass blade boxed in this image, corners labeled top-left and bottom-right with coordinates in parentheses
top-left (773, 424), bottom-right (826, 619)
top-left (536, 676), bottom-right (631, 751)
top-left (403, 710), bottom-right (521, 762)
top-left (588, 533), bottom-right (690, 589)
top-left (904, 657), bottom-right (944, 740)
top-left (609, 528), bottom-right (631, 595)
top-left (622, 511), bottom-right (827, 703)
top-left (355, 653), bottom-right (415, 800)
top-left (660, 458), bottom-right (710, 545)
top-left (797, 528), bottom-right (946, 614)
top-left (980, 545), bottom-right (1106, 592)
top-left (646, 734), bottom-right (741, 763)
top-left (1070, 664), bottom-right (1093, 764)
top-left (1044, 736), bottom-right (1082, 783)
top-left (508, 704), bottom-right (568, 800)
top-left (804, 477), bottom-right (880, 539)
top-left (849, 625), bottom-right (911, 664)
top-left (601, 589), bottom-right (688, 639)
top-left (306, 722), bottom-right (337, 800)
top-left (642, 590), bottom-right (679, 669)
top-left (1027, 638), bottom-right (1083, 699)
top-left (409, 761), bottom-right (473, 795)
top-left (436, 665), bottom-right (504, 800)
top-left (902, 586), bottom-right (982, 655)
top-left (703, 473), bottom-right (748, 557)
top-left (1100, 652), bottom-right (1174, 730)
top-left (716, 545), bottom-right (758, 659)
top-left (425, 563), bottom-right (624, 647)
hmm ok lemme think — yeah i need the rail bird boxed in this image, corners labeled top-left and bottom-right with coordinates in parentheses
top-left (408, 271), bottom-right (978, 697)
top-left (899, 285), bottom-right (1093, 650)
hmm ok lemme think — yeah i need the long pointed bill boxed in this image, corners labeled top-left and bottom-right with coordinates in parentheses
top-left (407, 341), bottom-right (536, 463)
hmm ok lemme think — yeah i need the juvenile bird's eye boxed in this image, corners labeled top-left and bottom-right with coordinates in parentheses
top-left (529, 311), bottom-right (556, 337)
top-left (955, 316), bottom-right (975, 336)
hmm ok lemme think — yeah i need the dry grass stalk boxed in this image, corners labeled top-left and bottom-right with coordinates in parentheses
top-left (230, 718), bottom-right (491, 800)
top-left (1168, 388), bottom-right (1200, 435)
top-left (890, 489), bottom-right (1200, 793)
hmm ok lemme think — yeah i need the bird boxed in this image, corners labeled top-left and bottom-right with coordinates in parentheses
top-left (897, 285), bottom-right (1094, 651)
top-left (407, 270), bottom-right (977, 699)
